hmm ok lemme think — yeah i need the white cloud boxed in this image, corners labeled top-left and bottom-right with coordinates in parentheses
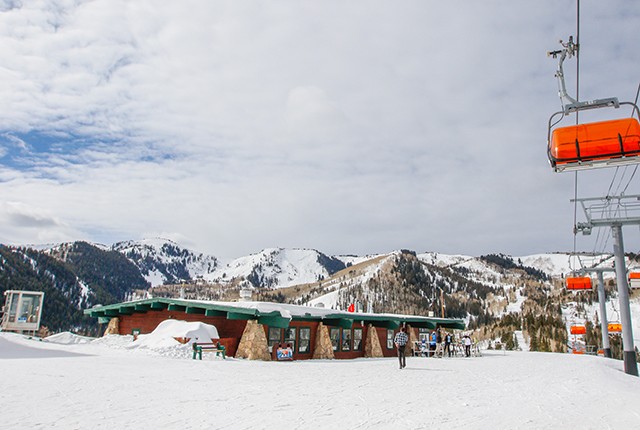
top-left (1, 1), bottom-right (639, 258)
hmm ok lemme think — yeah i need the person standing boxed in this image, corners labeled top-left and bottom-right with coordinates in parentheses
top-left (394, 327), bottom-right (409, 369)
top-left (429, 330), bottom-right (437, 357)
top-left (435, 329), bottom-right (443, 358)
top-left (444, 332), bottom-right (452, 357)
top-left (464, 334), bottom-right (472, 357)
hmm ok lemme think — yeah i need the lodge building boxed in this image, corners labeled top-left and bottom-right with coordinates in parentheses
top-left (84, 298), bottom-right (466, 360)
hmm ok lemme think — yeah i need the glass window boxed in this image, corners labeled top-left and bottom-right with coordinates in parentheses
top-left (268, 327), bottom-right (282, 348)
top-left (342, 328), bottom-right (352, 351)
top-left (284, 327), bottom-right (296, 351)
top-left (19, 294), bottom-right (40, 323)
top-left (353, 328), bottom-right (363, 351)
top-left (298, 327), bottom-right (311, 353)
top-left (330, 327), bottom-right (340, 351)
top-left (387, 329), bottom-right (394, 349)
top-left (8, 294), bottom-right (18, 323)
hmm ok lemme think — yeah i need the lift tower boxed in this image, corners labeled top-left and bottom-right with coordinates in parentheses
top-left (575, 266), bottom-right (615, 358)
top-left (573, 194), bottom-right (639, 376)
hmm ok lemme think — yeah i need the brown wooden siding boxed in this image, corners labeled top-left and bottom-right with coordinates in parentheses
top-left (117, 311), bottom-right (400, 360)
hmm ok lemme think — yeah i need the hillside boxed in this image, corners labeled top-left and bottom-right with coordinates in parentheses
top-left (0, 243), bottom-right (148, 334)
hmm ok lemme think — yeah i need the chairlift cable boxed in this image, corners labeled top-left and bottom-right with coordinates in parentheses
top-left (606, 167), bottom-right (620, 198)
top-left (619, 84), bottom-right (640, 195)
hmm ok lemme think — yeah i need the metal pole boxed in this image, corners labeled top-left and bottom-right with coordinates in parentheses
top-left (612, 225), bottom-right (638, 376)
top-left (596, 271), bottom-right (611, 358)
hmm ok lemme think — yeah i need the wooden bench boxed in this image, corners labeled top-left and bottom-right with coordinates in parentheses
top-left (192, 342), bottom-right (226, 360)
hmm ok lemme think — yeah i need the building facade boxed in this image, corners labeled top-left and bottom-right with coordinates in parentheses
top-left (85, 298), bottom-right (465, 360)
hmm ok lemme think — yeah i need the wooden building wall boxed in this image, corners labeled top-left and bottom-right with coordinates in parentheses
top-left (117, 311), bottom-right (399, 360)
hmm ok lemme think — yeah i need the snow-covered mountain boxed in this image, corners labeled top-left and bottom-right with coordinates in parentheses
top-left (206, 247), bottom-right (347, 288)
top-left (112, 238), bottom-right (219, 286)
top-left (109, 240), bottom-right (349, 288)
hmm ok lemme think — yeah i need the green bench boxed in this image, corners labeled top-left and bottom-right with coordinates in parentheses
top-left (192, 342), bottom-right (226, 360)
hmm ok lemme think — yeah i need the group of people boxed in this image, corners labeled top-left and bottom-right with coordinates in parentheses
top-left (394, 327), bottom-right (475, 369)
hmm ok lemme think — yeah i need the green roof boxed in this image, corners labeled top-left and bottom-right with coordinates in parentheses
top-left (85, 298), bottom-right (466, 331)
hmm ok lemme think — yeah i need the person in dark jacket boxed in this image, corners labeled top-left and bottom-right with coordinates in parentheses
top-left (444, 332), bottom-right (453, 357)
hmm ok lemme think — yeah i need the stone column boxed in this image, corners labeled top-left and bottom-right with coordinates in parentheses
top-left (103, 317), bottom-right (119, 336)
top-left (364, 324), bottom-right (383, 358)
top-left (235, 320), bottom-right (272, 361)
top-left (312, 322), bottom-right (335, 359)
top-left (408, 325), bottom-right (418, 355)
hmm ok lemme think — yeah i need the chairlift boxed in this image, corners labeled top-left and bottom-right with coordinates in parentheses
top-left (608, 323), bottom-right (622, 333)
top-left (570, 325), bottom-right (586, 335)
top-left (607, 302), bottom-right (622, 334)
top-left (628, 272), bottom-right (640, 289)
top-left (566, 276), bottom-right (592, 290)
top-left (547, 37), bottom-right (640, 173)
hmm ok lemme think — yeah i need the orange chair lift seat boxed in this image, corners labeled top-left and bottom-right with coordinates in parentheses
top-left (570, 325), bottom-right (586, 335)
top-left (629, 272), bottom-right (640, 289)
top-left (608, 323), bottom-right (622, 333)
top-left (566, 277), bottom-right (592, 290)
top-left (549, 118), bottom-right (640, 169)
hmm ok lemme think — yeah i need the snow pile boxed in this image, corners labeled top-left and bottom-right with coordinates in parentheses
top-left (135, 319), bottom-right (219, 347)
top-left (88, 320), bottom-right (220, 359)
top-left (45, 331), bottom-right (95, 345)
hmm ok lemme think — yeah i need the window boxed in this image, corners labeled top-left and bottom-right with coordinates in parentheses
top-left (353, 328), bottom-right (363, 351)
top-left (268, 327), bottom-right (282, 349)
top-left (330, 327), bottom-right (340, 351)
top-left (7, 294), bottom-right (18, 323)
top-left (284, 327), bottom-right (296, 351)
top-left (298, 327), bottom-right (311, 353)
top-left (342, 328), bottom-right (351, 351)
top-left (18, 294), bottom-right (40, 323)
top-left (387, 329), bottom-right (394, 349)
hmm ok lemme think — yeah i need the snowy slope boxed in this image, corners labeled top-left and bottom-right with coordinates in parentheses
top-left (206, 248), bottom-right (346, 288)
top-left (306, 254), bottom-right (391, 309)
top-left (2, 332), bottom-right (640, 429)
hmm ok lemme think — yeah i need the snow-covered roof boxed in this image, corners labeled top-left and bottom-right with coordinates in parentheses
top-left (85, 298), bottom-right (466, 330)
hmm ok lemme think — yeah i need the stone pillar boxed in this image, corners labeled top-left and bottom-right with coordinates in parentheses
top-left (313, 322), bottom-right (335, 359)
top-left (235, 320), bottom-right (272, 361)
top-left (364, 324), bottom-right (383, 358)
top-left (103, 317), bottom-right (119, 336)
top-left (408, 325), bottom-right (418, 354)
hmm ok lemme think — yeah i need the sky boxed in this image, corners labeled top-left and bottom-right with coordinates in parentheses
top-left (1, 0), bottom-right (640, 259)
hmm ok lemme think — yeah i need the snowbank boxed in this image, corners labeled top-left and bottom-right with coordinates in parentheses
top-left (135, 319), bottom-right (219, 348)
top-left (45, 331), bottom-right (95, 345)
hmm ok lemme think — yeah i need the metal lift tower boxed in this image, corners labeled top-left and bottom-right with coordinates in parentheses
top-left (573, 194), bottom-right (640, 376)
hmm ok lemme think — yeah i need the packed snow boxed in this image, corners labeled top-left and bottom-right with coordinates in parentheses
top-left (1, 330), bottom-right (639, 429)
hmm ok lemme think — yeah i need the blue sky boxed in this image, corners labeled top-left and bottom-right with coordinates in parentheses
top-left (1, 0), bottom-right (640, 258)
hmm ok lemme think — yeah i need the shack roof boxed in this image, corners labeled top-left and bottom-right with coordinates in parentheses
top-left (84, 298), bottom-right (466, 330)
